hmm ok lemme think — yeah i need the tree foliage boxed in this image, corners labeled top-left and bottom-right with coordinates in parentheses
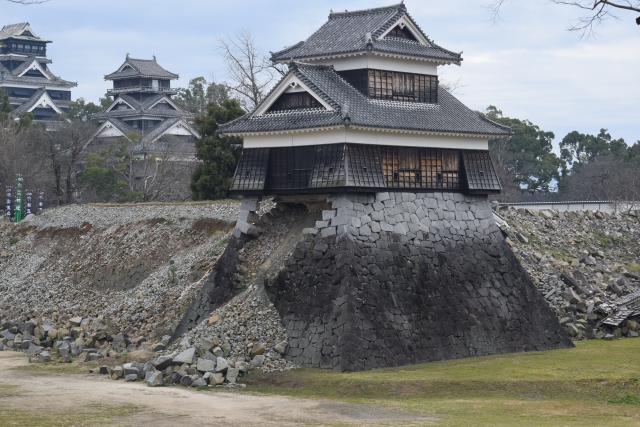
top-left (67, 97), bottom-right (112, 123)
top-left (0, 89), bottom-right (13, 122)
top-left (560, 128), bottom-right (629, 167)
top-left (173, 77), bottom-right (229, 117)
top-left (480, 106), bottom-right (565, 192)
top-left (190, 99), bottom-right (245, 200)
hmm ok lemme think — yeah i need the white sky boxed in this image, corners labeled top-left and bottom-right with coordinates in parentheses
top-left (3, 0), bottom-right (639, 149)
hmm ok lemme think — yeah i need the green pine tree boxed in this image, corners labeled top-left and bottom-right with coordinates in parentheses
top-left (190, 99), bottom-right (245, 200)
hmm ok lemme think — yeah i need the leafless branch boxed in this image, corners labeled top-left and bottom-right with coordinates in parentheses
top-left (216, 28), bottom-right (279, 110)
top-left (439, 78), bottom-right (467, 95)
top-left (6, 0), bottom-right (50, 4)
top-left (487, 0), bottom-right (640, 38)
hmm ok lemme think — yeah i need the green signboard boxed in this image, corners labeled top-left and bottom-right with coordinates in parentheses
top-left (14, 174), bottom-right (23, 223)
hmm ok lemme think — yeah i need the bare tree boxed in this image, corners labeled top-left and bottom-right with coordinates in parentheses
top-left (97, 133), bottom-right (180, 202)
top-left (33, 119), bottom-right (96, 205)
top-left (216, 29), bottom-right (282, 110)
top-left (488, 0), bottom-right (640, 37)
top-left (439, 77), bottom-right (467, 95)
top-left (558, 156), bottom-right (640, 211)
top-left (0, 120), bottom-right (48, 193)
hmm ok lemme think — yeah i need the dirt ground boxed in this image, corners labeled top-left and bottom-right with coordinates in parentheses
top-left (0, 352), bottom-right (435, 427)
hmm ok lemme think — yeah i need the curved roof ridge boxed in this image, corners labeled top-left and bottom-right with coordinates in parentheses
top-left (329, 2), bottom-right (404, 18)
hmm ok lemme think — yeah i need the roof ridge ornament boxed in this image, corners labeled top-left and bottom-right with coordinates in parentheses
top-left (365, 32), bottom-right (373, 53)
top-left (342, 103), bottom-right (351, 130)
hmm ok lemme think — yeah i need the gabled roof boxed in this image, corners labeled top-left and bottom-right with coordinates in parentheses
top-left (219, 62), bottom-right (511, 137)
top-left (0, 56), bottom-right (76, 88)
top-left (270, 3), bottom-right (461, 64)
top-left (140, 117), bottom-right (199, 144)
top-left (11, 87), bottom-right (64, 115)
top-left (93, 94), bottom-right (194, 120)
top-left (0, 23), bottom-right (51, 43)
top-left (91, 117), bottom-right (199, 146)
top-left (12, 56), bottom-right (51, 79)
top-left (104, 56), bottom-right (179, 80)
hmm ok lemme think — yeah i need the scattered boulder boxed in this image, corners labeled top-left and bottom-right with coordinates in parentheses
top-left (146, 371), bottom-right (163, 387)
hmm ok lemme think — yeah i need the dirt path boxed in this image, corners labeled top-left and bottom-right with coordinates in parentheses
top-left (0, 352), bottom-right (435, 427)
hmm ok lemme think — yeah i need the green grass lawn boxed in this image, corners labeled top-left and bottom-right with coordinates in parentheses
top-left (244, 340), bottom-right (640, 427)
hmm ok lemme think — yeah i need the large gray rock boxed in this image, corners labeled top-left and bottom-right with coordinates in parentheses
top-left (146, 371), bottom-right (164, 387)
top-left (200, 337), bottom-right (216, 352)
top-left (154, 356), bottom-right (173, 371)
top-left (226, 368), bottom-right (239, 384)
top-left (249, 342), bottom-right (266, 358)
top-left (196, 358), bottom-right (216, 373)
top-left (215, 357), bottom-right (229, 373)
top-left (250, 355), bottom-right (265, 367)
top-left (191, 378), bottom-right (207, 387)
top-left (209, 373), bottom-right (225, 385)
top-left (37, 351), bottom-right (51, 362)
top-left (125, 374), bottom-right (138, 382)
top-left (173, 347), bottom-right (196, 365)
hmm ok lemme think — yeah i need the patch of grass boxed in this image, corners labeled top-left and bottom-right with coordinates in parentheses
top-left (626, 263), bottom-right (640, 273)
top-left (0, 384), bottom-right (22, 398)
top-left (593, 230), bottom-right (615, 248)
top-left (9, 237), bottom-right (18, 245)
top-left (243, 340), bottom-right (640, 426)
top-left (608, 392), bottom-right (640, 405)
top-left (0, 404), bottom-right (142, 427)
top-left (15, 350), bottom-right (153, 376)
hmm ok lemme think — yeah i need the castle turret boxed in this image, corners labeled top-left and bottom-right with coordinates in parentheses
top-left (0, 22), bottom-right (76, 121)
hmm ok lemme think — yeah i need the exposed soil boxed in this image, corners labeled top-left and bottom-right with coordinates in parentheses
top-left (0, 352), bottom-right (435, 427)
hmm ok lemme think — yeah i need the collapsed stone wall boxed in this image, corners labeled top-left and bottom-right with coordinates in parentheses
top-left (172, 198), bottom-right (316, 340)
top-left (265, 192), bottom-right (573, 371)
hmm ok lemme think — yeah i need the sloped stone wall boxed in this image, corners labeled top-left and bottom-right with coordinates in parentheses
top-left (266, 192), bottom-right (573, 371)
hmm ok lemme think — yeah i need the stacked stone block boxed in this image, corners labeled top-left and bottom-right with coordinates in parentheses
top-left (267, 192), bottom-right (573, 371)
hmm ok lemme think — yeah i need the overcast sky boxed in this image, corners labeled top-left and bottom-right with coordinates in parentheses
top-left (3, 0), bottom-right (639, 149)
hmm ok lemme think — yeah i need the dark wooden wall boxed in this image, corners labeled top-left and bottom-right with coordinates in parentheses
top-left (230, 144), bottom-right (500, 194)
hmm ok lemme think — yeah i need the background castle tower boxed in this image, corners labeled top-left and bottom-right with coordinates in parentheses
top-left (0, 23), bottom-right (76, 122)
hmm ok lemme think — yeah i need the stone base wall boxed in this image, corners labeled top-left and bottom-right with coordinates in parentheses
top-left (266, 192), bottom-right (573, 371)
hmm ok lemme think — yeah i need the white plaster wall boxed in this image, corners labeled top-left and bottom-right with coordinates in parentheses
top-left (307, 54), bottom-right (439, 75)
top-left (243, 129), bottom-right (488, 150)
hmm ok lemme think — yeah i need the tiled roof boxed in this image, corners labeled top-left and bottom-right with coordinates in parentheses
top-left (103, 117), bottom-right (136, 135)
top-left (141, 117), bottom-right (183, 144)
top-left (104, 57), bottom-right (179, 80)
top-left (92, 94), bottom-right (193, 121)
top-left (0, 56), bottom-right (76, 88)
top-left (0, 54), bottom-right (51, 64)
top-left (10, 56), bottom-right (51, 78)
top-left (270, 3), bottom-right (461, 64)
top-left (219, 63), bottom-right (511, 137)
top-left (0, 23), bottom-right (51, 43)
top-left (97, 117), bottom-right (198, 144)
top-left (10, 87), bottom-right (56, 115)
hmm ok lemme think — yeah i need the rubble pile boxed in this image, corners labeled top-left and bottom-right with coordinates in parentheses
top-left (496, 204), bottom-right (640, 340)
top-left (0, 200), bottom-right (306, 383)
top-left (0, 202), bottom-right (240, 356)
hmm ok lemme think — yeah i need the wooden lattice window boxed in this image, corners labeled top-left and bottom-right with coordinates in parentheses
top-left (337, 69), bottom-right (369, 96)
top-left (381, 147), bottom-right (460, 189)
top-left (367, 69), bottom-right (438, 104)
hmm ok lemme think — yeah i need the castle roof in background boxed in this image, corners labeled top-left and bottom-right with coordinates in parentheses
top-left (219, 62), bottom-right (510, 137)
top-left (270, 3), bottom-right (461, 64)
top-left (0, 22), bottom-right (51, 43)
top-left (104, 57), bottom-right (180, 80)
top-left (0, 59), bottom-right (77, 88)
